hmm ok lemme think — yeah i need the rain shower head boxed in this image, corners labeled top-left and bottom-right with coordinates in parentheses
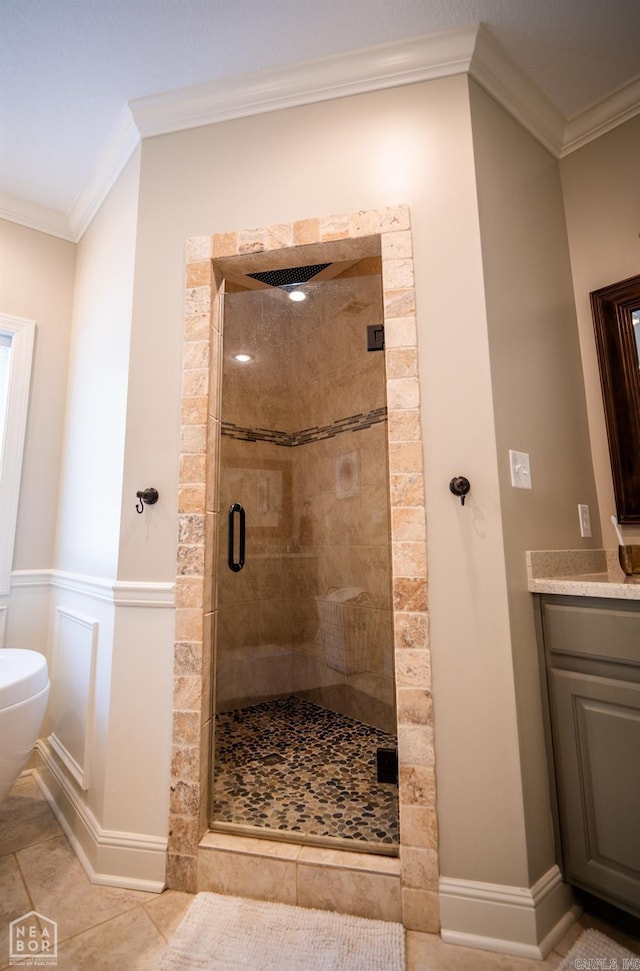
top-left (246, 263), bottom-right (330, 292)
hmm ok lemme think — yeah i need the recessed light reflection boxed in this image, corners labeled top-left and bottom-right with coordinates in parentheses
top-left (288, 289), bottom-right (306, 302)
top-left (234, 353), bottom-right (252, 362)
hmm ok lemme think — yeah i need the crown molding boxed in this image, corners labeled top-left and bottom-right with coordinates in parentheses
top-left (561, 75), bottom-right (640, 156)
top-left (129, 26), bottom-right (478, 138)
top-left (1, 26), bottom-right (638, 242)
top-left (0, 191), bottom-right (76, 242)
top-left (468, 26), bottom-right (565, 156)
top-left (67, 105), bottom-right (141, 240)
top-left (0, 106), bottom-right (140, 243)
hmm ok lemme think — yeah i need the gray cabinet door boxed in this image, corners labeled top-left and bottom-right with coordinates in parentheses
top-left (549, 668), bottom-right (640, 915)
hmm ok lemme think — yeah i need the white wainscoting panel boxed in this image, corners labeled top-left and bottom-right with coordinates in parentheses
top-left (48, 606), bottom-right (98, 790)
top-left (8, 568), bottom-right (174, 889)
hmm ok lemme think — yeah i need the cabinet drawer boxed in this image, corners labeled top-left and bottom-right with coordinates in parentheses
top-left (542, 599), bottom-right (640, 666)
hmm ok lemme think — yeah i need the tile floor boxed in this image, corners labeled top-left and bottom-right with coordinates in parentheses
top-left (2, 773), bottom-right (639, 970)
top-left (212, 696), bottom-right (399, 846)
top-left (0, 775), bottom-right (192, 970)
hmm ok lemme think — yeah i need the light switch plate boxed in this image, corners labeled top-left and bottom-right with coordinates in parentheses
top-left (509, 450), bottom-right (532, 489)
top-left (578, 504), bottom-right (592, 537)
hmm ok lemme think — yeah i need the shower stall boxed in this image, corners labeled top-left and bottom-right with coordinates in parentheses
top-left (211, 255), bottom-right (399, 852)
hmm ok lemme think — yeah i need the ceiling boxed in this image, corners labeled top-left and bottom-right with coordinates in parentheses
top-left (1, 0), bottom-right (639, 238)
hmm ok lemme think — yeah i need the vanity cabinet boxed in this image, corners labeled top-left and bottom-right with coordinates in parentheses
top-left (537, 595), bottom-right (640, 917)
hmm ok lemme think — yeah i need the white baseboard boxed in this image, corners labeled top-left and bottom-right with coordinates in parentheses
top-left (34, 741), bottom-right (167, 893)
top-left (439, 866), bottom-right (578, 959)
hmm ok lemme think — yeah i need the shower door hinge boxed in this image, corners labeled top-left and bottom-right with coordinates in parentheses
top-left (367, 324), bottom-right (385, 351)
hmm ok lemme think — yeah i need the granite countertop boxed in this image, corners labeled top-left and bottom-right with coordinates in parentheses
top-left (527, 549), bottom-right (640, 600)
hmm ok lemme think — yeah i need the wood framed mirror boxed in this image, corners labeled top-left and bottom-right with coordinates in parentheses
top-left (591, 274), bottom-right (640, 523)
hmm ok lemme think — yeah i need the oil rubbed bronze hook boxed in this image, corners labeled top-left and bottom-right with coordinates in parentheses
top-left (136, 488), bottom-right (159, 514)
top-left (449, 476), bottom-right (471, 506)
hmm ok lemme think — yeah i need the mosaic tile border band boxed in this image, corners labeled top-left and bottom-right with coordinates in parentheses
top-left (222, 406), bottom-right (387, 446)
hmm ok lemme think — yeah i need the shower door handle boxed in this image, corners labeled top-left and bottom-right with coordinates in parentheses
top-left (227, 502), bottom-right (245, 572)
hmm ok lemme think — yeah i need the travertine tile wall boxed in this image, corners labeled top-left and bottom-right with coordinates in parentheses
top-left (214, 422), bottom-right (396, 728)
top-left (215, 271), bottom-right (395, 728)
top-left (171, 206), bottom-right (438, 932)
top-left (288, 272), bottom-right (394, 730)
top-left (292, 422), bottom-right (396, 733)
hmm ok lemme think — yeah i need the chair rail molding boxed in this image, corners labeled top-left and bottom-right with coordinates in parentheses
top-left (10, 569), bottom-right (175, 606)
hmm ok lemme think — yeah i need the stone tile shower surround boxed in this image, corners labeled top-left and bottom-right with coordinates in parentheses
top-left (216, 271), bottom-right (395, 731)
top-left (171, 207), bottom-right (438, 932)
top-left (215, 423), bottom-right (396, 732)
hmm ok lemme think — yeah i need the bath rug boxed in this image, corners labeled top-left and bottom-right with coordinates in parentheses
top-left (156, 892), bottom-right (405, 970)
top-left (557, 928), bottom-right (638, 970)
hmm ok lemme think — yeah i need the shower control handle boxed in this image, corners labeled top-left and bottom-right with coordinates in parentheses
top-left (228, 503), bottom-right (246, 572)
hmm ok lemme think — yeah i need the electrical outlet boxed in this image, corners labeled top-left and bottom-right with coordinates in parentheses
top-left (578, 504), bottom-right (592, 538)
top-left (509, 450), bottom-right (532, 489)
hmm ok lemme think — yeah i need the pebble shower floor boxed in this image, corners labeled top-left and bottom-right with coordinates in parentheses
top-left (211, 696), bottom-right (399, 846)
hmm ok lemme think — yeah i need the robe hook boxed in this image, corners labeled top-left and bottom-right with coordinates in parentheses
top-left (136, 487), bottom-right (159, 514)
top-left (449, 476), bottom-right (471, 506)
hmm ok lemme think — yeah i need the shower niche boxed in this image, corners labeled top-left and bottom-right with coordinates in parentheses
top-left (211, 244), bottom-right (399, 852)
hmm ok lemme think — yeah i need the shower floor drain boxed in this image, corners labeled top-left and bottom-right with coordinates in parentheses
top-left (261, 753), bottom-right (286, 765)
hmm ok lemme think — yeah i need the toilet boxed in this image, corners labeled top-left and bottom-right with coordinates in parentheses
top-left (0, 649), bottom-right (50, 802)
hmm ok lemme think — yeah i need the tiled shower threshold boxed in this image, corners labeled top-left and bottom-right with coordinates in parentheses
top-left (210, 696), bottom-right (399, 855)
top-left (209, 821), bottom-right (398, 856)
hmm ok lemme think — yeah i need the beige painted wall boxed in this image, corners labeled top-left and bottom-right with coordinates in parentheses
top-left (21, 148), bottom-right (175, 860)
top-left (9, 68), bottom-right (605, 896)
top-left (560, 116), bottom-right (640, 545)
top-left (123, 77), bottom-right (478, 582)
top-left (55, 149), bottom-right (140, 577)
top-left (0, 218), bottom-right (75, 570)
top-left (126, 74), bottom-right (551, 889)
top-left (469, 81), bottom-right (600, 883)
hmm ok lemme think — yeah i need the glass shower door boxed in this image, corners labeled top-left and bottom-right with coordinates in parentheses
top-left (211, 265), bottom-right (399, 851)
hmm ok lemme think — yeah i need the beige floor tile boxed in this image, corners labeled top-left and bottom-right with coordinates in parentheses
top-left (406, 931), bottom-right (563, 970)
top-left (57, 906), bottom-right (167, 970)
top-left (0, 777), bottom-right (63, 856)
top-left (143, 889), bottom-right (193, 941)
top-left (0, 854), bottom-right (32, 969)
top-left (553, 911), bottom-right (640, 957)
top-left (17, 834), bottom-right (154, 943)
top-left (4, 779), bottom-right (638, 971)
top-left (552, 916), bottom-right (588, 958)
top-left (0, 854), bottom-right (31, 920)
